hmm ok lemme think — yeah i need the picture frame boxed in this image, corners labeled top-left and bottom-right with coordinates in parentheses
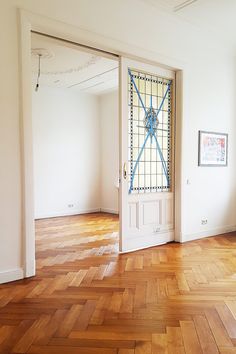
top-left (198, 131), bottom-right (228, 167)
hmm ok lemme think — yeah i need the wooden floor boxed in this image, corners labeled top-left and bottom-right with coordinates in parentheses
top-left (1, 213), bottom-right (236, 353)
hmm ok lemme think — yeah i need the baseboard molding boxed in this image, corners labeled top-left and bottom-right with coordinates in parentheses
top-left (24, 259), bottom-right (36, 278)
top-left (180, 224), bottom-right (236, 243)
top-left (100, 208), bottom-right (119, 215)
top-left (0, 268), bottom-right (24, 284)
top-left (35, 208), bottom-right (101, 220)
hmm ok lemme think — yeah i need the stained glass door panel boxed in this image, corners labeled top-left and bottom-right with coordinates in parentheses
top-left (120, 58), bottom-right (175, 252)
top-left (128, 69), bottom-right (172, 194)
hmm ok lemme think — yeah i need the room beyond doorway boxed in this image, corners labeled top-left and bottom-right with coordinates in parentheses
top-left (31, 32), bottom-right (120, 269)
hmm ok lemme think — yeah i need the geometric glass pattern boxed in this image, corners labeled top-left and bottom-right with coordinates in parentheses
top-left (128, 69), bottom-right (173, 194)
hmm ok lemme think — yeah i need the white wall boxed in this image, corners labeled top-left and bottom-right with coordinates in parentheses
top-left (100, 90), bottom-right (119, 214)
top-left (32, 87), bottom-right (101, 218)
top-left (1, 0), bottom-right (236, 281)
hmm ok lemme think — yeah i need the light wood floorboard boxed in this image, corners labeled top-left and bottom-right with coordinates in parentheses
top-left (0, 212), bottom-right (236, 353)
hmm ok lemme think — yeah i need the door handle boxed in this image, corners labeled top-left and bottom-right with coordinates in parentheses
top-left (123, 162), bottom-right (127, 180)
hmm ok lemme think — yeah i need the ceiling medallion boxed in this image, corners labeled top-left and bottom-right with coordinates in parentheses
top-left (31, 48), bottom-right (55, 59)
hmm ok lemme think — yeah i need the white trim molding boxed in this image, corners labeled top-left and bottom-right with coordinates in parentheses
top-left (35, 208), bottom-right (101, 220)
top-left (36, 208), bottom-right (119, 219)
top-left (180, 225), bottom-right (236, 243)
top-left (0, 268), bottom-right (24, 285)
top-left (100, 208), bottom-right (119, 215)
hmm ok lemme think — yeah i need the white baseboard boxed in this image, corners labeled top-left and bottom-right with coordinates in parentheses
top-left (180, 224), bottom-right (236, 243)
top-left (24, 259), bottom-right (36, 278)
top-left (100, 207), bottom-right (119, 215)
top-left (0, 268), bottom-right (24, 284)
top-left (35, 208), bottom-right (101, 220)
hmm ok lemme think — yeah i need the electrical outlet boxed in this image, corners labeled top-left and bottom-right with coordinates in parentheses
top-left (68, 204), bottom-right (74, 208)
top-left (201, 219), bottom-right (207, 225)
top-left (154, 227), bottom-right (161, 233)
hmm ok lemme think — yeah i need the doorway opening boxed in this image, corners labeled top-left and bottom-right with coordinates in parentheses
top-left (31, 32), bottom-right (120, 270)
top-left (20, 10), bottom-right (181, 278)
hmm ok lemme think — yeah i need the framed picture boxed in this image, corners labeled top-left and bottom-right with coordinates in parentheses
top-left (198, 131), bottom-right (228, 166)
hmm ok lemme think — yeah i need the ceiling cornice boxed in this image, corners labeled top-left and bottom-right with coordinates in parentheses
top-left (139, 0), bottom-right (200, 13)
top-left (174, 0), bottom-right (199, 12)
top-left (32, 54), bottom-right (101, 76)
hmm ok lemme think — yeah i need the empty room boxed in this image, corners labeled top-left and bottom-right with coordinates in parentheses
top-left (0, 1), bottom-right (236, 353)
top-left (31, 32), bottom-right (119, 268)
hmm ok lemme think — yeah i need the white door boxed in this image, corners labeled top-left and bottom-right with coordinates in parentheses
top-left (119, 58), bottom-right (175, 252)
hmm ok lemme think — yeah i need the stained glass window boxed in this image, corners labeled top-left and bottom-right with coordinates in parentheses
top-left (128, 69), bottom-right (173, 194)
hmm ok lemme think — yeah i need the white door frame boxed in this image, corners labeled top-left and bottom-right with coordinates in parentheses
top-left (19, 9), bottom-right (184, 278)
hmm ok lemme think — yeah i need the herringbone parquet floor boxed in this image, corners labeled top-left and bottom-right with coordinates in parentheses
top-left (1, 213), bottom-right (236, 353)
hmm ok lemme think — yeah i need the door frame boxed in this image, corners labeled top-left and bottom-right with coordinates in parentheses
top-left (19, 9), bottom-right (184, 278)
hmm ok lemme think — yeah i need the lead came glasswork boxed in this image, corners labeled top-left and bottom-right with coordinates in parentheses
top-left (128, 69), bottom-right (172, 194)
